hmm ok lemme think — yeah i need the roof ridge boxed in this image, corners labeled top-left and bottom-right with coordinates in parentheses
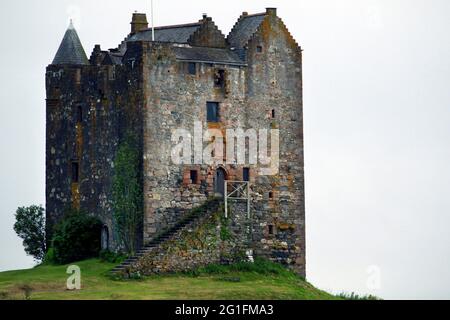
top-left (244, 12), bottom-right (267, 18)
top-left (140, 22), bottom-right (201, 32)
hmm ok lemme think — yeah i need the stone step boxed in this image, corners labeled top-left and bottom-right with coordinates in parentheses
top-left (111, 199), bottom-right (223, 274)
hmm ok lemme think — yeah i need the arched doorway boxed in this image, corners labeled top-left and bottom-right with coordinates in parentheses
top-left (214, 167), bottom-right (227, 197)
top-left (101, 225), bottom-right (109, 250)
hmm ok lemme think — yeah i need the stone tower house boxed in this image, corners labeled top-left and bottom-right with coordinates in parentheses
top-left (46, 8), bottom-right (305, 276)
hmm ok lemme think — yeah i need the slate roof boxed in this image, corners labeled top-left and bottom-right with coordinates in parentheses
top-left (103, 52), bottom-right (123, 65)
top-left (52, 21), bottom-right (89, 65)
top-left (172, 46), bottom-right (245, 66)
top-left (128, 23), bottom-right (202, 43)
top-left (88, 13), bottom-right (268, 66)
top-left (227, 13), bottom-right (267, 49)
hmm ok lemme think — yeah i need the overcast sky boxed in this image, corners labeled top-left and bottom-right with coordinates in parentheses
top-left (0, 0), bottom-right (449, 299)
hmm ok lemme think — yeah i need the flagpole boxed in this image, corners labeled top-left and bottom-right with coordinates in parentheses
top-left (151, 0), bottom-right (155, 41)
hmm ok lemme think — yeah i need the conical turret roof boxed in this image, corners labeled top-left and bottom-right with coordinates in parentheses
top-left (52, 20), bottom-right (89, 65)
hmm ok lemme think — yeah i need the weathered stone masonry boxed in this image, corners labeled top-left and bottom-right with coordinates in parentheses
top-left (46, 8), bottom-right (305, 277)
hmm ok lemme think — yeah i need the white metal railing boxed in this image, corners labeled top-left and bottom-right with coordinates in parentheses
top-left (224, 181), bottom-right (250, 218)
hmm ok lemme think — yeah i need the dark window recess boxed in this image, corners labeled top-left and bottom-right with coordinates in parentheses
top-left (214, 69), bottom-right (225, 87)
top-left (207, 102), bottom-right (219, 122)
top-left (243, 168), bottom-right (250, 182)
top-left (190, 170), bottom-right (198, 184)
top-left (271, 109), bottom-right (276, 119)
top-left (268, 225), bottom-right (274, 235)
top-left (77, 106), bottom-right (83, 123)
top-left (269, 192), bottom-right (274, 200)
top-left (188, 62), bottom-right (196, 75)
top-left (256, 46), bottom-right (263, 53)
top-left (71, 162), bottom-right (79, 183)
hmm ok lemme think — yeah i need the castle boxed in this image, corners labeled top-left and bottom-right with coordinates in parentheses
top-left (46, 8), bottom-right (305, 276)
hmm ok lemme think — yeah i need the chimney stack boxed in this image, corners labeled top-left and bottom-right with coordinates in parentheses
top-left (266, 8), bottom-right (277, 16)
top-left (130, 13), bottom-right (148, 34)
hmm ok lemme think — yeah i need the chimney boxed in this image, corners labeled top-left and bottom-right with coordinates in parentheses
top-left (266, 8), bottom-right (277, 16)
top-left (130, 13), bottom-right (148, 34)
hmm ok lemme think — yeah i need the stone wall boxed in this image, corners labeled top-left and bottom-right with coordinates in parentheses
top-left (141, 41), bottom-right (248, 241)
top-left (140, 12), bottom-right (305, 276)
top-left (243, 12), bottom-right (305, 276)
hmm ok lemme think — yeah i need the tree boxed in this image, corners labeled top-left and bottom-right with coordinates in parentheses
top-left (51, 210), bottom-right (103, 264)
top-left (14, 205), bottom-right (46, 262)
top-left (112, 134), bottom-right (143, 254)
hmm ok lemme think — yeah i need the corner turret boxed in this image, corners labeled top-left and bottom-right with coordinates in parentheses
top-left (52, 20), bottom-right (89, 65)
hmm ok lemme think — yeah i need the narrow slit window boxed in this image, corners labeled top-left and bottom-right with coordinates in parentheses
top-left (243, 168), bottom-right (250, 182)
top-left (271, 109), bottom-right (275, 119)
top-left (77, 106), bottom-right (83, 123)
top-left (71, 162), bottom-right (79, 183)
top-left (268, 225), bottom-right (274, 235)
top-left (188, 62), bottom-right (196, 75)
top-left (269, 192), bottom-right (274, 200)
top-left (108, 66), bottom-right (116, 80)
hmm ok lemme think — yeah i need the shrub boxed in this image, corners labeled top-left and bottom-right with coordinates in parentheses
top-left (13, 205), bottom-right (46, 262)
top-left (99, 250), bottom-right (127, 264)
top-left (336, 292), bottom-right (382, 300)
top-left (51, 211), bottom-right (103, 264)
top-left (42, 247), bottom-right (56, 265)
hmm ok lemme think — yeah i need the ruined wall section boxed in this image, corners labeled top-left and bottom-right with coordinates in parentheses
top-left (244, 12), bottom-right (305, 276)
top-left (141, 42), bottom-right (247, 244)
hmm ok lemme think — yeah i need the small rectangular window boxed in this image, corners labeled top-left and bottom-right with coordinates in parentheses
top-left (207, 102), bottom-right (219, 122)
top-left (256, 46), bottom-right (263, 53)
top-left (268, 225), bottom-right (274, 235)
top-left (269, 191), bottom-right (274, 200)
top-left (271, 109), bottom-right (275, 119)
top-left (71, 162), bottom-right (79, 183)
top-left (188, 62), bottom-right (196, 75)
top-left (190, 170), bottom-right (198, 184)
top-left (243, 168), bottom-right (250, 182)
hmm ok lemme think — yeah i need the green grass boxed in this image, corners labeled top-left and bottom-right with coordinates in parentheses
top-left (0, 258), bottom-right (339, 300)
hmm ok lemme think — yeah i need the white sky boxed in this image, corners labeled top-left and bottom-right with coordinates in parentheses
top-left (0, 0), bottom-right (449, 299)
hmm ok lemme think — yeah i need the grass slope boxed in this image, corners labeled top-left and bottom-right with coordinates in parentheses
top-left (0, 259), bottom-right (338, 300)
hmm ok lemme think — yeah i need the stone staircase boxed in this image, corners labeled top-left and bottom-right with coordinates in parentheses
top-left (110, 198), bottom-right (222, 275)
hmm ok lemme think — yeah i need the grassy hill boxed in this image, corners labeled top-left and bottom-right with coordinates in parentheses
top-left (0, 259), bottom-right (339, 300)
